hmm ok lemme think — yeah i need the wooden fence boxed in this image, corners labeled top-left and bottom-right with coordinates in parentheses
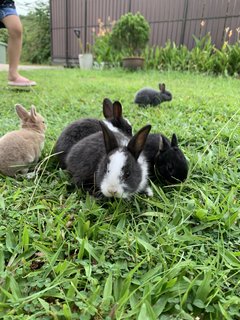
top-left (50, 0), bottom-right (240, 66)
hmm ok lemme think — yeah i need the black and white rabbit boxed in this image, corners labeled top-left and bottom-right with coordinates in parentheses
top-left (134, 83), bottom-right (172, 107)
top-left (66, 121), bottom-right (153, 198)
top-left (54, 98), bottom-right (132, 168)
top-left (144, 133), bottom-right (188, 184)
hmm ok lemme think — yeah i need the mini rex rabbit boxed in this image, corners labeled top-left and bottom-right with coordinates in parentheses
top-left (134, 83), bottom-right (172, 107)
top-left (0, 104), bottom-right (46, 177)
top-left (66, 122), bottom-right (153, 198)
top-left (144, 133), bottom-right (188, 184)
top-left (54, 98), bottom-right (132, 169)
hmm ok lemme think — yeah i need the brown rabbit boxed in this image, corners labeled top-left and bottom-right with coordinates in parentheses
top-left (0, 104), bottom-right (46, 177)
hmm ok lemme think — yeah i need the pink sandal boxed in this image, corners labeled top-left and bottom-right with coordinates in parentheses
top-left (8, 77), bottom-right (37, 87)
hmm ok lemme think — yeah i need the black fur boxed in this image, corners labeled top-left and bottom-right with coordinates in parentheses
top-left (66, 122), bottom-right (151, 197)
top-left (144, 133), bottom-right (170, 177)
top-left (66, 126), bottom-right (127, 189)
top-left (144, 133), bottom-right (189, 184)
top-left (134, 83), bottom-right (172, 107)
top-left (54, 98), bottom-right (132, 169)
top-left (66, 130), bottom-right (108, 190)
top-left (55, 119), bottom-right (102, 169)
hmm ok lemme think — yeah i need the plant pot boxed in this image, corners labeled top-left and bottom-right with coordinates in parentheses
top-left (78, 53), bottom-right (93, 70)
top-left (122, 57), bottom-right (144, 70)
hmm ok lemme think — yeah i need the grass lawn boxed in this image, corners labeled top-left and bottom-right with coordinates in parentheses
top-left (0, 68), bottom-right (239, 319)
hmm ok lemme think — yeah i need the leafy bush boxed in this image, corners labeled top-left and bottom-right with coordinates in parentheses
top-left (109, 12), bottom-right (150, 56)
top-left (143, 32), bottom-right (240, 76)
top-left (92, 18), bottom-right (122, 66)
top-left (211, 45), bottom-right (229, 75)
top-left (189, 33), bottom-right (213, 72)
top-left (0, 28), bottom-right (8, 44)
top-left (227, 42), bottom-right (240, 76)
top-left (21, 3), bottom-right (51, 64)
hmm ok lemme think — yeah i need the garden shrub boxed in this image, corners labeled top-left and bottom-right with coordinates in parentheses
top-left (188, 33), bottom-right (213, 72)
top-left (109, 12), bottom-right (150, 56)
top-left (211, 45), bottom-right (229, 75)
top-left (227, 42), bottom-right (240, 76)
top-left (21, 3), bottom-right (50, 64)
top-left (154, 33), bottom-right (238, 76)
top-left (93, 22), bottom-right (240, 76)
top-left (0, 28), bottom-right (8, 44)
top-left (92, 19), bottom-right (122, 66)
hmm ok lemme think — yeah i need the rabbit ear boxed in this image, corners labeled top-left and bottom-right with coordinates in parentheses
top-left (171, 134), bottom-right (178, 147)
top-left (127, 124), bottom-right (151, 160)
top-left (15, 104), bottom-right (29, 120)
top-left (103, 98), bottom-right (113, 119)
top-left (159, 83), bottom-right (166, 92)
top-left (113, 101), bottom-right (122, 120)
top-left (161, 135), bottom-right (171, 152)
top-left (100, 121), bottom-right (119, 154)
top-left (30, 105), bottom-right (37, 121)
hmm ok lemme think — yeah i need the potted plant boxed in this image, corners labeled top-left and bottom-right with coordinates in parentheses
top-left (74, 29), bottom-right (93, 69)
top-left (110, 12), bottom-right (150, 69)
top-left (78, 42), bottom-right (93, 70)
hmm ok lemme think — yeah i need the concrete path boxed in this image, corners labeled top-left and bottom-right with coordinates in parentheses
top-left (0, 63), bottom-right (62, 71)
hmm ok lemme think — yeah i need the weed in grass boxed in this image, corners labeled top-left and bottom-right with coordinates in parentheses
top-left (0, 69), bottom-right (239, 319)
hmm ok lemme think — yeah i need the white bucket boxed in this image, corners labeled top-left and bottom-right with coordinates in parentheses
top-left (78, 54), bottom-right (93, 70)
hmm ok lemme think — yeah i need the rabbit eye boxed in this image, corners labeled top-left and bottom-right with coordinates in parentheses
top-left (167, 163), bottom-right (174, 175)
top-left (127, 128), bottom-right (132, 135)
top-left (123, 170), bottom-right (130, 179)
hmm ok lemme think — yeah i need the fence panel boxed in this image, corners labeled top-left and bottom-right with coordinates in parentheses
top-left (226, 0), bottom-right (240, 44)
top-left (50, 0), bottom-right (240, 65)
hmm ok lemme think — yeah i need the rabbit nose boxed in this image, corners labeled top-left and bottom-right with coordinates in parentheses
top-left (108, 189), bottom-right (118, 197)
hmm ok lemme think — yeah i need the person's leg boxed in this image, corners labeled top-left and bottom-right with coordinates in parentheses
top-left (2, 14), bottom-right (36, 86)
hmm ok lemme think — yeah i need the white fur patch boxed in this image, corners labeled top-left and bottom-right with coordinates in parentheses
top-left (158, 135), bottom-right (163, 151)
top-left (136, 154), bottom-right (149, 194)
top-left (100, 150), bottom-right (128, 198)
top-left (100, 150), bottom-right (151, 198)
top-left (102, 121), bottom-right (129, 146)
top-left (126, 118), bottom-right (132, 127)
top-left (103, 121), bottom-right (119, 133)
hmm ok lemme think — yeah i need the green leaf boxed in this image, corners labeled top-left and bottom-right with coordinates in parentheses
top-left (102, 272), bottom-right (113, 305)
top-left (22, 224), bottom-right (30, 251)
top-left (218, 302), bottom-right (233, 320)
top-left (195, 270), bottom-right (212, 302)
top-left (0, 195), bottom-right (5, 211)
top-left (136, 236), bottom-right (155, 252)
top-left (222, 249), bottom-right (240, 268)
top-left (137, 301), bottom-right (157, 320)
top-left (6, 229), bottom-right (16, 252)
top-left (138, 303), bottom-right (148, 320)
top-left (0, 248), bottom-right (5, 274)
top-left (9, 276), bottom-right (22, 299)
top-left (63, 303), bottom-right (72, 320)
top-left (38, 297), bottom-right (50, 312)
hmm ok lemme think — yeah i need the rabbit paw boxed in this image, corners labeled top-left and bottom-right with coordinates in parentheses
top-left (146, 186), bottom-right (153, 197)
top-left (26, 172), bottom-right (36, 179)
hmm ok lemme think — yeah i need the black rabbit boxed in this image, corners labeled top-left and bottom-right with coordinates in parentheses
top-left (54, 98), bottom-right (132, 169)
top-left (134, 83), bottom-right (172, 107)
top-left (66, 122), bottom-right (153, 198)
top-left (144, 133), bottom-right (188, 184)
